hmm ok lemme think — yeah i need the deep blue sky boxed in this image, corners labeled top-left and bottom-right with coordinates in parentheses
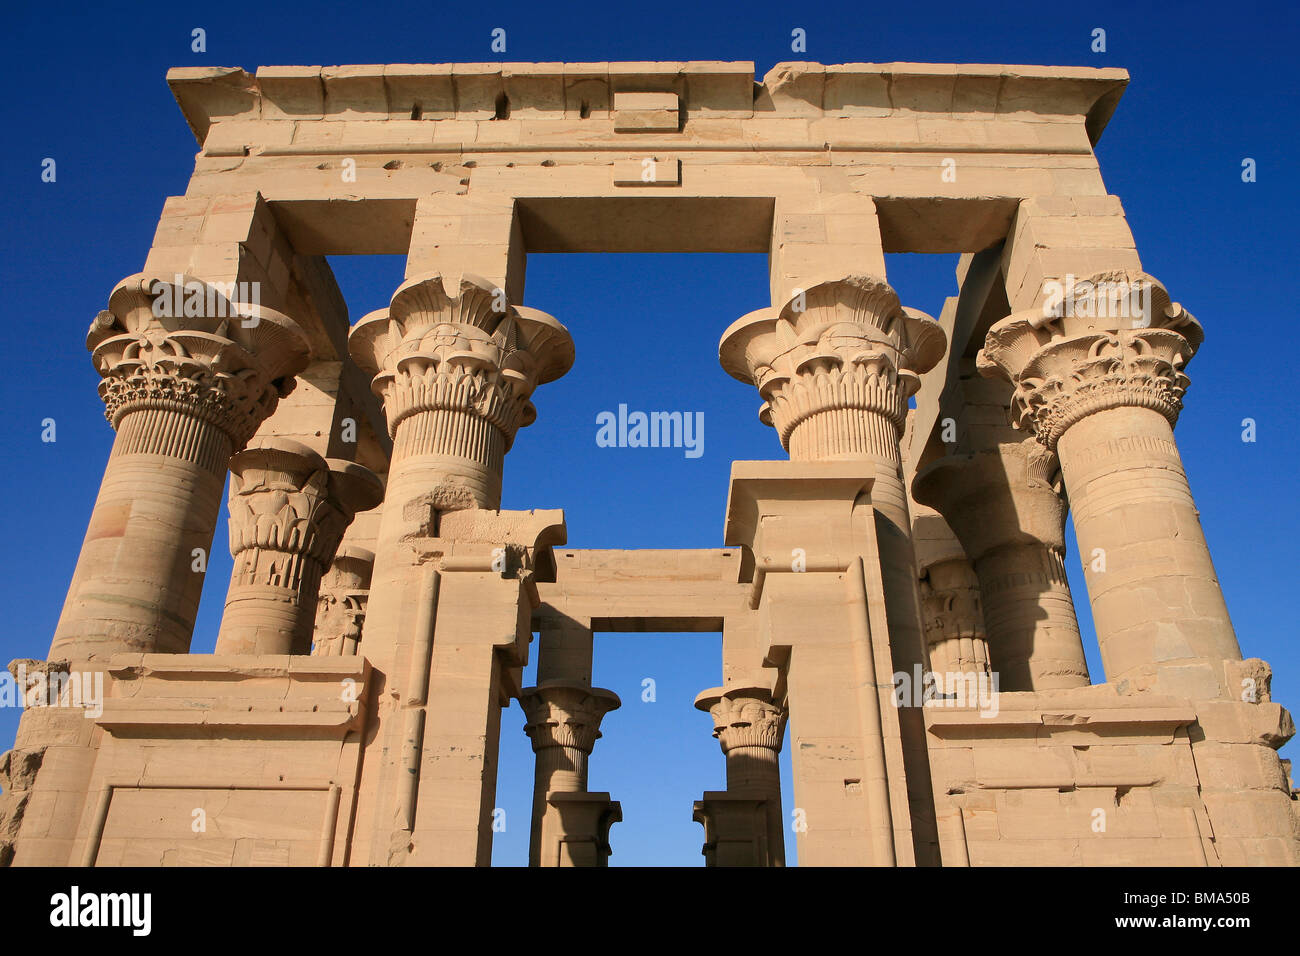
top-left (1, 0), bottom-right (1296, 866)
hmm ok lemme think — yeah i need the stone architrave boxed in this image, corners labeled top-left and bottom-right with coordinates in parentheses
top-left (978, 271), bottom-right (1239, 694)
top-left (214, 439), bottom-right (383, 656)
top-left (519, 680), bottom-right (621, 867)
top-left (53, 273), bottom-right (310, 661)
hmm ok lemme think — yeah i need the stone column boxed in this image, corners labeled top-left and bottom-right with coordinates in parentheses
top-left (911, 506), bottom-right (991, 683)
top-left (918, 556), bottom-right (991, 682)
top-left (344, 274), bottom-right (574, 865)
top-left (348, 273), bottom-right (574, 517)
top-left (52, 273), bottom-right (310, 661)
top-left (978, 271), bottom-right (1240, 694)
top-left (693, 687), bottom-right (786, 866)
top-left (720, 274), bottom-right (947, 863)
top-left (914, 441), bottom-right (1091, 690)
top-left (214, 439), bottom-right (382, 656)
top-left (345, 272), bottom-right (573, 681)
top-left (520, 680), bottom-right (620, 867)
top-left (312, 546), bottom-right (375, 656)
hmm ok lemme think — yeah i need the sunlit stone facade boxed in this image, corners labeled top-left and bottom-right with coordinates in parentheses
top-left (1, 60), bottom-right (1294, 868)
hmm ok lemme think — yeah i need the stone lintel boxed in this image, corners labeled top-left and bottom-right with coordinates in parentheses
top-left (535, 548), bottom-right (751, 632)
top-left (401, 508), bottom-right (566, 586)
top-left (168, 61), bottom-right (1127, 145)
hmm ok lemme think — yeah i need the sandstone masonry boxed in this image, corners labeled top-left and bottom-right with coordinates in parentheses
top-left (0, 60), bottom-right (1294, 867)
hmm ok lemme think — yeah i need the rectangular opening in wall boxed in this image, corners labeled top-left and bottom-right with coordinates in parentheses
top-left (488, 250), bottom-right (797, 864)
top-left (516, 197), bottom-right (775, 253)
top-left (875, 197), bottom-right (1018, 254)
top-left (504, 252), bottom-right (774, 544)
top-left (268, 198), bottom-right (417, 256)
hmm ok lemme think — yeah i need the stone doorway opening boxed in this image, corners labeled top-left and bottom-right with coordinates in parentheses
top-left (493, 632), bottom-right (791, 866)
top-left (490, 250), bottom-right (781, 866)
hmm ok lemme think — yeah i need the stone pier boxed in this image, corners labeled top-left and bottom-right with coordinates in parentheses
top-left (720, 276), bottom-right (947, 864)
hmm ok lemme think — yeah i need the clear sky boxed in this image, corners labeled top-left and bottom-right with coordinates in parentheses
top-left (1, 0), bottom-right (1295, 866)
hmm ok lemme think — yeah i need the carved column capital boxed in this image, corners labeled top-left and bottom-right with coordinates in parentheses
top-left (348, 273), bottom-right (573, 510)
top-left (217, 439), bottom-right (383, 656)
top-left (313, 546), bottom-right (375, 657)
top-left (919, 573), bottom-right (986, 646)
top-left (227, 440), bottom-right (384, 573)
top-left (53, 274), bottom-right (311, 660)
top-left (976, 271), bottom-right (1203, 451)
top-left (348, 273), bottom-right (574, 450)
top-left (87, 273), bottom-right (310, 450)
top-left (519, 680), bottom-right (621, 755)
top-left (917, 553), bottom-right (992, 679)
top-left (694, 686), bottom-right (787, 754)
top-left (720, 276), bottom-right (946, 460)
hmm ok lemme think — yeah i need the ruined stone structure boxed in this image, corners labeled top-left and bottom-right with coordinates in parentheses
top-left (1, 60), bottom-right (1296, 867)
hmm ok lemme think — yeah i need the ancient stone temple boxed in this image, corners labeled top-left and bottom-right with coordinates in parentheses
top-left (1, 60), bottom-right (1295, 867)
